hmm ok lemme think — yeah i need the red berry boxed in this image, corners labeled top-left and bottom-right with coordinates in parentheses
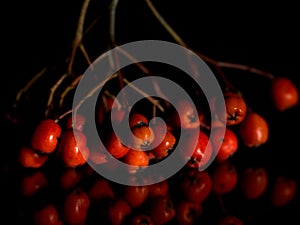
top-left (239, 112), bottom-right (269, 147)
top-left (65, 113), bottom-right (86, 131)
top-left (182, 130), bottom-right (213, 170)
top-left (20, 170), bottom-right (48, 198)
top-left (239, 166), bottom-right (268, 200)
top-left (59, 167), bottom-right (82, 191)
top-left (218, 92), bottom-right (247, 126)
top-left (62, 188), bottom-right (90, 225)
top-left (270, 77), bottom-right (299, 111)
top-left (33, 203), bottom-right (63, 225)
top-left (88, 178), bottom-right (115, 202)
top-left (211, 127), bottom-right (238, 162)
top-left (169, 99), bottom-right (203, 130)
top-left (122, 149), bottom-right (150, 174)
top-left (57, 129), bottom-right (90, 167)
top-left (212, 160), bottom-right (238, 195)
top-left (108, 198), bottom-right (132, 225)
top-left (271, 175), bottom-right (297, 207)
top-left (180, 169), bottom-right (212, 203)
top-left (123, 185), bottom-right (149, 208)
top-left (148, 119), bottom-right (176, 158)
top-left (105, 132), bottom-right (130, 159)
top-left (130, 125), bottom-right (155, 150)
top-left (148, 195), bottom-right (176, 225)
top-left (129, 113), bottom-right (149, 127)
top-left (175, 200), bottom-right (202, 225)
top-left (31, 119), bottom-right (62, 153)
top-left (18, 146), bottom-right (48, 168)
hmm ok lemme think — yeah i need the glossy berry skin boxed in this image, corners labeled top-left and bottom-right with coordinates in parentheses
top-left (65, 113), bottom-right (86, 131)
top-left (88, 178), bottom-right (115, 202)
top-left (179, 169), bottom-right (212, 203)
top-left (33, 203), bottom-right (63, 225)
top-left (239, 167), bottom-right (268, 200)
top-left (211, 127), bottom-right (238, 162)
top-left (122, 149), bottom-right (150, 173)
top-left (108, 198), bottom-right (132, 225)
top-left (147, 180), bottom-right (169, 198)
top-left (150, 130), bottom-right (176, 159)
top-left (239, 112), bottom-right (269, 147)
top-left (123, 185), bottom-right (149, 208)
top-left (271, 176), bottom-right (297, 207)
top-left (20, 170), bottom-right (48, 197)
top-left (129, 113), bottom-right (149, 127)
top-left (270, 77), bottom-right (299, 111)
top-left (182, 131), bottom-right (213, 170)
top-left (59, 168), bottom-right (82, 191)
top-left (220, 92), bottom-right (247, 126)
top-left (62, 188), bottom-right (90, 225)
top-left (18, 146), bottom-right (48, 168)
top-left (31, 119), bottom-right (62, 153)
top-left (169, 99), bottom-right (203, 130)
top-left (57, 129), bottom-right (90, 167)
top-left (130, 125), bottom-right (155, 150)
top-left (175, 200), bottom-right (202, 225)
top-left (106, 132), bottom-right (130, 159)
top-left (148, 195), bottom-right (176, 225)
top-left (218, 215), bottom-right (244, 225)
top-left (212, 160), bottom-right (238, 195)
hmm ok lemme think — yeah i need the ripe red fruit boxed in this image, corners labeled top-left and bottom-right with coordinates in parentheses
top-left (108, 198), bottom-right (132, 225)
top-left (270, 77), bottom-right (299, 111)
top-left (130, 125), bottom-right (155, 150)
top-left (182, 130), bottom-right (213, 170)
top-left (212, 160), bottom-right (238, 195)
top-left (129, 214), bottom-right (154, 225)
top-left (211, 127), bottom-right (238, 162)
top-left (88, 178), bottom-right (115, 202)
top-left (62, 188), bottom-right (90, 225)
top-left (106, 132), bottom-right (130, 159)
top-left (123, 185), bottom-right (149, 208)
top-left (169, 99), bottom-right (203, 130)
top-left (150, 124), bottom-right (176, 159)
top-left (57, 129), bottom-right (90, 167)
top-left (18, 146), bottom-right (48, 168)
top-left (147, 180), bottom-right (169, 198)
top-left (180, 169), bottom-right (212, 203)
top-left (239, 112), bottom-right (269, 147)
top-left (33, 203), bottom-right (63, 225)
top-left (20, 170), bottom-right (48, 197)
top-left (271, 175), bottom-right (297, 207)
top-left (218, 92), bottom-right (247, 126)
top-left (59, 167), bottom-right (82, 191)
top-left (122, 149), bottom-right (150, 174)
top-left (65, 113), bottom-right (86, 131)
top-left (129, 113), bottom-right (149, 127)
top-left (148, 195), bottom-right (176, 225)
top-left (239, 166), bottom-right (268, 200)
top-left (218, 215), bottom-right (244, 225)
top-left (175, 200), bottom-right (202, 225)
top-left (31, 119), bottom-right (62, 153)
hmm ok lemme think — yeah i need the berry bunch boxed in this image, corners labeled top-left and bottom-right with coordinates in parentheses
top-left (2, 1), bottom-right (300, 225)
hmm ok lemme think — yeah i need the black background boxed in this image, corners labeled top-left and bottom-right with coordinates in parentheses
top-left (1, 0), bottom-right (300, 225)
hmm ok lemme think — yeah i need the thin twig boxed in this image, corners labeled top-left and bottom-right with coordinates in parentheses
top-left (67, 0), bottom-right (91, 74)
top-left (13, 67), bottom-right (48, 108)
top-left (45, 73), bottom-right (69, 118)
top-left (217, 61), bottom-right (275, 80)
top-left (123, 78), bottom-right (164, 112)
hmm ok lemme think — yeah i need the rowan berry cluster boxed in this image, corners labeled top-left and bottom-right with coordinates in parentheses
top-left (2, 1), bottom-right (299, 225)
